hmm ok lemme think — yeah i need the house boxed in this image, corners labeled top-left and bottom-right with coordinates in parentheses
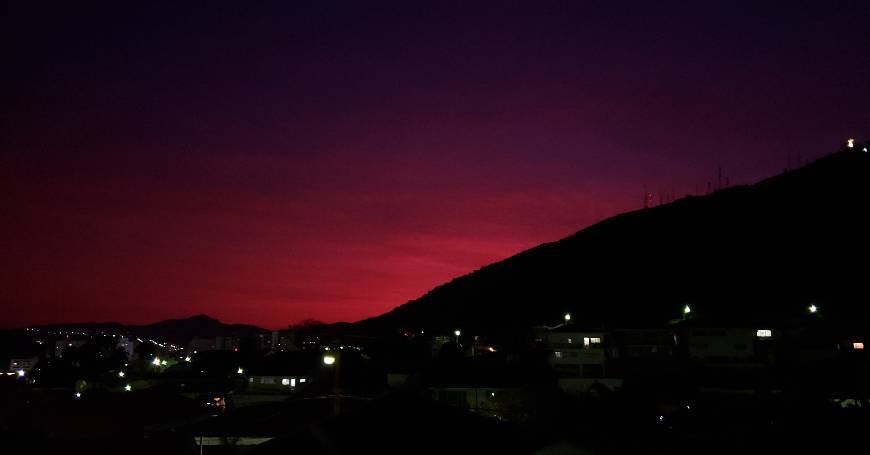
top-left (8, 356), bottom-right (39, 373)
top-left (245, 352), bottom-right (317, 393)
top-left (535, 324), bottom-right (623, 394)
top-left (536, 324), bottom-right (608, 377)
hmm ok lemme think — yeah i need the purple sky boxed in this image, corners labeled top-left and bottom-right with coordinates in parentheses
top-left (2, 1), bottom-right (868, 328)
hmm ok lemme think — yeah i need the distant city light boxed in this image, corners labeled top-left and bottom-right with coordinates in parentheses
top-left (683, 305), bottom-right (692, 315)
top-left (118, 371), bottom-right (125, 378)
top-left (74, 392), bottom-right (81, 399)
top-left (756, 329), bottom-right (772, 338)
top-left (847, 138), bottom-right (854, 148)
top-left (564, 313), bottom-right (572, 322)
top-left (152, 357), bottom-right (161, 366)
top-left (184, 356), bottom-right (191, 362)
top-left (124, 384), bottom-right (132, 391)
top-left (16, 369), bottom-right (25, 378)
top-left (854, 342), bottom-right (865, 350)
top-left (161, 360), bottom-right (167, 366)
top-left (323, 354), bottom-right (336, 365)
top-left (237, 367), bottom-right (244, 374)
top-left (809, 304), bottom-right (818, 314)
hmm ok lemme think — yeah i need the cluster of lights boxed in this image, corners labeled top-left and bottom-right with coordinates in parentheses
top-left (846, 138), bottom-right (867, 153)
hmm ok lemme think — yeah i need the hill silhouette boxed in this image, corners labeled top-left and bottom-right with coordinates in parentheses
top-left (360, 146), bottom-right (870, 331)
top-left (33, 314), bottom-right (267, 345)
top-left (135, 314), bottom-right (267, 344)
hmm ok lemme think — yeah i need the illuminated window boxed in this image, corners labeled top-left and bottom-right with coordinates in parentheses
top-left (299, 378), bottom-right (306, 383)
top-left (756, 329), bottom-right (772, 338)
top-left (291, 378), bottom-right (296, 387)
top-left (554, 351), bottom-right (563, 359)
top-left (567, 338), bottom-right (573, 344)
top-left (590, 337), bottom-right (601, 345)
top-left (854, 342), bottom-right (865, 350)
top-left (583, 337), bottom-right (590, 347)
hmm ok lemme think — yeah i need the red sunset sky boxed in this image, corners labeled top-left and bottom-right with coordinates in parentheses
top-left (2, 2), bottom-right (868, 328)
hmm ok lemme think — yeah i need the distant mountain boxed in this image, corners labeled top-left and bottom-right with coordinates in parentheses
top-left (131, 314), bottom-right (268, 345)
top-left (34, 315), bottom-right (268, 345)
top-left (361, 146), bottom-right (870, 332)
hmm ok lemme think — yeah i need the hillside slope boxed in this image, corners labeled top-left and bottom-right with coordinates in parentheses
top-left (361, 148), bottom-right (870, 331)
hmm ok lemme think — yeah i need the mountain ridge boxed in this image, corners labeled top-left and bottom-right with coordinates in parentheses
top-left (359, 146), bottom-right (870, 331)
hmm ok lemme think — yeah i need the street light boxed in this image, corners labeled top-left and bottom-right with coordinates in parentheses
top-left (564, 313), bottom-right (572, 322)
top-left (152, 357), bottom-right (161, 367)
top-left (683, 305), bottom-right (692, 315)
top-left (124, 384), bottom-right (132, 392)
top-left (847, 138), bottom-right (855, 148)
top-left (237, 367), bottom-right (244, 374)
top-left (809, 304), bottom-right (818, 314)
top-left (323, 354), bottom-right (336, 366)
top-left (454, 329), bottom-right (461, 337)
top-left (118, 371), bottom-right (125, 378)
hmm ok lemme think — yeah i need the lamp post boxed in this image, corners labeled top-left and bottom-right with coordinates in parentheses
top-left (323, 353), bottom-right (340, 416)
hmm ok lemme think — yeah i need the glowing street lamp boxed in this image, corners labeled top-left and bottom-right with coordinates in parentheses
top-left (564, 313), bottom-right (572, 323)
top-left (809, 304), bottom-right (818, 314)
top-left (323, 354), bottom-right (336, 366)
top-left (152, 357), bottom-right (161, 367)
top-left (454, 329), bottom-right (461, 337)
top-left (847, 138), bottom-right (855, 148)
top-left (118, 371), bottom-right (125, 378)
top-left (237, 367), bottom-right (244, 374)
top-left (683, 305), bottom-right (692, 315)
top-left (124, 384), bottom-right (132, 392)
top-left (16, 369), bottom-right (25, 378)
top-left (184, 356), bottom-right (192, 362)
